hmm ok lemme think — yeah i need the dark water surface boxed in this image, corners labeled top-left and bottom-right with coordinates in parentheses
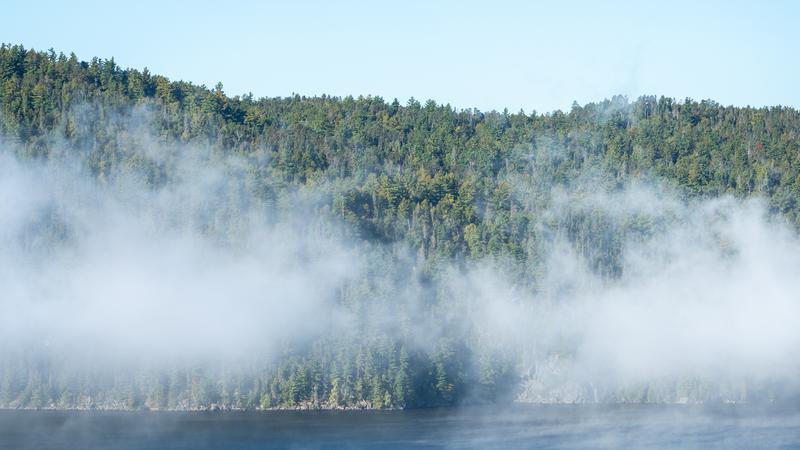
top-left (2, 405), bottom-right (799, 449)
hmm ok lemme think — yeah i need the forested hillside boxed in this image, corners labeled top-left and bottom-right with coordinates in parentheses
top-left (2, 44), bottom-right (799, 410)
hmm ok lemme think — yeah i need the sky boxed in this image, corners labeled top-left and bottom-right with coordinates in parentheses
top-left (5, 0), bottom-right (799, 113)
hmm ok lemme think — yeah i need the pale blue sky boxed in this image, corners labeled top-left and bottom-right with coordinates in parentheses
top-left (5, 0), bottom-right (799, 112)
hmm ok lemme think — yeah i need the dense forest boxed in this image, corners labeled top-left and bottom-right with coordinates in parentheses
top-left (1, 44), bottom-right (799, 410)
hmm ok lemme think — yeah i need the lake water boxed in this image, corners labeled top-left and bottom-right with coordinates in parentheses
top-left (2, 405), bottom-right (799, 449)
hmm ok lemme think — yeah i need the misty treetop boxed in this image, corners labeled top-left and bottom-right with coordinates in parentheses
top-left (1, 44), bottom-right (800, 410)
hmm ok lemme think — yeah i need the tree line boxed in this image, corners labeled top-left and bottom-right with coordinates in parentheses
top-left (1, 44), bottom-right (798, 409)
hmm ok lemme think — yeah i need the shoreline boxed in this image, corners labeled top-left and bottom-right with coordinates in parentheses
top-left (0, 401), bottom-right (758, 413)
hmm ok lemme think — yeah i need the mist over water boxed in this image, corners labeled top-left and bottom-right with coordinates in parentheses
top-left (2, 405), bottom-right (799, 450)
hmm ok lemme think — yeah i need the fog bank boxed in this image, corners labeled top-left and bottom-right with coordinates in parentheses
top-left (1, 130), bottom-right (799, 406)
